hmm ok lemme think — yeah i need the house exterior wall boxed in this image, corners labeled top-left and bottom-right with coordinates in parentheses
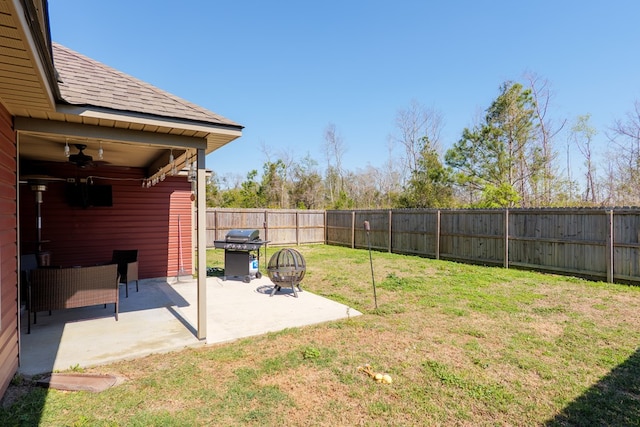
top-left (0, 103), bottom-right (18, 399)
top-left (19, 165), bottom-right (193, 279)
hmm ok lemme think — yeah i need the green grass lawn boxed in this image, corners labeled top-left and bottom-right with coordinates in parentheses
top-left (3, 245), bottom-right (640, 426)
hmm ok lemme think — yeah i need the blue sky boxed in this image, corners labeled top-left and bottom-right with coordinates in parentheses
top-left (48, 1), bottom-right (640, 183)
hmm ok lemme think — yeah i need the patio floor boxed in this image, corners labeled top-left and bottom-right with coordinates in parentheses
top-left (18, 275), bottom-right (361, 376)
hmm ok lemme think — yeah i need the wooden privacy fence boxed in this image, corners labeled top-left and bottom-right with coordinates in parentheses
top-left (326, 208), bottom-right (640, 284)
top-left (206, 208), bottom-right (325, 247)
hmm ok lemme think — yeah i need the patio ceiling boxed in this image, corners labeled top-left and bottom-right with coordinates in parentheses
top-left (19, 131), bottom-right (184, 170)
top-left (16, 111), bottom-right (241, 174)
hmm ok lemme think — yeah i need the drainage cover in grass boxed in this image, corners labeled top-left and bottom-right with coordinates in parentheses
top-left (37, 373), bottom-right (120, 393)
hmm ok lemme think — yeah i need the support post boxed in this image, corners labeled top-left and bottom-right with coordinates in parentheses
top-left (196, 148), bottom-right (207, 340)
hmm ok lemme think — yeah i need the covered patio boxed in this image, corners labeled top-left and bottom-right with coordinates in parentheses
top-left (19, 275), bottom-right (361, 376)
top-left (16, 40), bottom-right (244, 353)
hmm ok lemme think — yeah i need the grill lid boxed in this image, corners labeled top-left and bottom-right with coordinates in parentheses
top-left (225, 229), bottom-right (260, 243)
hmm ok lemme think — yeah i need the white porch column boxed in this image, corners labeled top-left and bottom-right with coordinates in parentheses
top-left (196, 148), bottom-right (207, 340)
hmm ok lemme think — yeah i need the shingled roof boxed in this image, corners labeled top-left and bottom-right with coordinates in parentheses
top-left (52, 42), bottom-right (242, 129)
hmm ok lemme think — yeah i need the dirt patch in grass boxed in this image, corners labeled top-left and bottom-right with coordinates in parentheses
top-left (529, 281), bottom-right (640, 332)
top-left (257, 366), bottom-right (364, 425)
top-left (528, 319), bottom-right (567, 339)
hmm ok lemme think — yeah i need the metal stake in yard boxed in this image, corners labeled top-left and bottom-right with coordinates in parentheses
top-left (364, 221), bottom-right (378, 309)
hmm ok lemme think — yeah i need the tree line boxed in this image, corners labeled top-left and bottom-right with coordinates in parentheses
top-left (207, 74), bottom-right (640, 209)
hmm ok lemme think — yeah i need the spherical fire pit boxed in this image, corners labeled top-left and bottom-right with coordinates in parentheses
top-left (267, 248), bottom-right (306, 297)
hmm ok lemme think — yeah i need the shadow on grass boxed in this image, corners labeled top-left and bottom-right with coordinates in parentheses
top-left (0, 377), bottom-right (48, 425)
top-left (545, 347), bottom-right (640, 426)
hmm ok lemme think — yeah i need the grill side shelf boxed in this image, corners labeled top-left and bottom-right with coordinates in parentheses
top-left (213, 240), bottom-right (269, 251)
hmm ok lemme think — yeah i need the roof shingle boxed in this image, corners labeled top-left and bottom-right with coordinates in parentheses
top-left (52, 42), bottom-right (242, 129)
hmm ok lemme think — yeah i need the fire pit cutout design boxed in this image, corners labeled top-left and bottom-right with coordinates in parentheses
top-left (267, 248), bottom-right (306, 297)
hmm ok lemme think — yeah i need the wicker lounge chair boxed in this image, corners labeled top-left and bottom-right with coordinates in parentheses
top-left (28, 263), bottom-right (119, 333)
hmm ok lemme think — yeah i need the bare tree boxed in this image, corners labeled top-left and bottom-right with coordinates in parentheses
top-left (323, 123), bottom-right (347, 205)
top-left (608, 100), bottom-right (640, 205)
top-left (379, 141), bottom-right (402, 207)
top-left (525, 73), bottom-right (566, 206)
top-left (290, 154), bottom-right (324, 209)
top-left (259, 140), bottom-right (272, 163)
top-left (391, 100), bottom-right (444, 184)
top-left (261, 160), bottom-right (288, 208)
top-left (571, 114), bottom-right (598, 204)
top-left (563, 136), bottom-right (578, 205)
top-left (600, 152), bottom-right (618, 206)
top-left (260, 141), bottom-right (296, 208)
top-left (219, 172), bottom-right (244, 190)
top-left (343, 165), bottom-right (396, 209)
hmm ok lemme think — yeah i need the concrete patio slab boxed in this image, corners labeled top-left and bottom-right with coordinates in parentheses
top-left (18, 275), bottom-right (361, 376)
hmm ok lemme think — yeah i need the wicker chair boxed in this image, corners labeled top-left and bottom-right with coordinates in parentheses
top-left (111, 249), bottom-right (139, 298)
top-left (20, 254), bottom-right (39, 307)
top-left (28, 263), bottom-right (119, 333)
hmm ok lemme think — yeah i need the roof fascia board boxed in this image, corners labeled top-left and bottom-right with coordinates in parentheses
top-left (15, 116), bottom-right (208, 149)
top-left (8, 0), bottom-right (58, 108)
top-left (56, 104), bottom-right (244, 136)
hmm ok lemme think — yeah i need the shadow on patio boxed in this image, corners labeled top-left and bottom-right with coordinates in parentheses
top-left (19, 276), bottom-right (361, 376)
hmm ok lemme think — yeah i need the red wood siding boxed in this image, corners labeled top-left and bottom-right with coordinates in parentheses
top-left (19, 163), bottom-right (193, 279)
top-left (0, 102), bottom-right (17, 399)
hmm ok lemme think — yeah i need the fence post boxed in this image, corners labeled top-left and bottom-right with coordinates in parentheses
top-left (435, 210), bottom-right (441, 260)
top-left (606, 209), bottom-right (614, 283)
top-left (213, 208), bottom-right (218, 242)
top-left (504, 209), bottom-right (509, 269)
top-left (264, 210), bottom-right (269, 242)
top-left (324, 210), bottom-right (327, 244)
top-left (388, 210), bottom-right (392, 253)
top-left (296, 211), bottom-right (300, 245)
top-left (351, 211), bottom-right (356, 249)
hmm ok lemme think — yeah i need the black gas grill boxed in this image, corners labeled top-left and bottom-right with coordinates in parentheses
top-left (213, 229), bottom-right (268, 282)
